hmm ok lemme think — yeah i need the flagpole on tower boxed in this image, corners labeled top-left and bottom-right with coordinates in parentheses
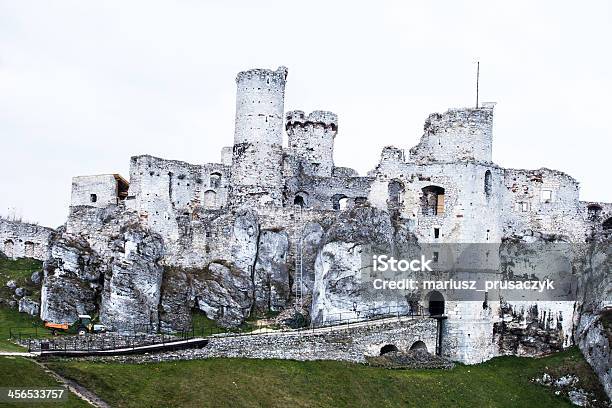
top-left (476, 60), bottom-right (480, 108)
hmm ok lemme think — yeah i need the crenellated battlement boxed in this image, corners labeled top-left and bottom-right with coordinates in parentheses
top-left (236, 66), bottom-right (288, 85)
top-left (286, 110), bottom-right (338, 131)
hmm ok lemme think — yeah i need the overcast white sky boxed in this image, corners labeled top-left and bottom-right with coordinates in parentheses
top-left (0, 1), bottom-right (610, 227)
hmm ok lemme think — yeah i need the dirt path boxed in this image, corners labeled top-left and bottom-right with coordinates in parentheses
top-left (31, 359), bottom-right (111, 408)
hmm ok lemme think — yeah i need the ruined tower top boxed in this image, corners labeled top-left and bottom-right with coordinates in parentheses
top-left (408, 105), bottom-right (495, 164)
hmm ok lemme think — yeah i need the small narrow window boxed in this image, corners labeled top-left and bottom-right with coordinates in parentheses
top-left (434, 228), bottom-right (440, 239)
top-left (433, 251), bottom-right (439, 262)
top-left (541, 189), bottom-right (552, 203)
top-left (90, 194), bottom-right (97, 203)
top-left (484, 170), bottom-right (492, 198)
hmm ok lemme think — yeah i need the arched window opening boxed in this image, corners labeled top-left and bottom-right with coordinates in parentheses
top-left (3, 240), bottom-right (14, 258)
top-left (603, 218), bottom-right (612, 231)
top-left (427, 291), bottom-right (445, 316)
top-left (409, 341), bottom-right (428, 352)
top-left (484, 170), bottom-right (492, 198)
top-left (209, 172), bottom-right (222, 189)
top-left (388, 180), bottom-right (405, 210)
top-left (421, 186), bottom-right (445, 216)
top-left (203, 190), bottom-right (217, 209)
top-left (380, 344), bottom-right (398, 355)
top-left (332, 194), bottom-right (348, 211)
top-left (587, 204), bottom-right (602, 221)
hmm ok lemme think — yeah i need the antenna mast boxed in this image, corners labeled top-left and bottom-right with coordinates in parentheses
top-left (475, 60), bottom-right (480, 108)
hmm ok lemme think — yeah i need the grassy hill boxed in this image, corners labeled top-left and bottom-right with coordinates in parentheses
top-left (0, 357), bottom-right (89, 407)
top-left (42, 348), bottom-right (607, 408)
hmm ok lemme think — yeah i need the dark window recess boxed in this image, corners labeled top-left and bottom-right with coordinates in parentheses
top-left (210, 173), bottom-right (222, 188)
top-left (484, 170), bottom-right (492, 198)
top-left (294, 195), bottom-right (305, 208)
top-left (421, 186), bottom-right (445, 215)
top-left (434, 228), bottom-right (440, 239)
top-left (433, 251), bottom-right (439, 262)
top-left (90, 194), bottom-right (97, 203)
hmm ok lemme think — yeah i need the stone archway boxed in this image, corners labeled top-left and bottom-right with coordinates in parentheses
top-left (427, 290), bottom-right (445, 316)
top-left (380, 344), bottom-right (398, 355)
top-left (409, 340), bottom-right (428, 352)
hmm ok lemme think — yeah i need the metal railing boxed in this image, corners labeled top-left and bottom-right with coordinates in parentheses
top-left (7, 305), bottom-right (429, 352)
top-left (9, 329), bottom-right (194, 353)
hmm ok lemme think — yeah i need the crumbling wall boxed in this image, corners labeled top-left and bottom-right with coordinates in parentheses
top-left (0, 218), bottom-right (54, 261)
top-left (502, 168), bottom-right (584, 240)
top-left (409, 106), bottom-right (494, 164)
top-left (368, 159), bottom-right (504, 243)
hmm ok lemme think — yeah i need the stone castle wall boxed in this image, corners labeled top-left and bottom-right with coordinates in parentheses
top-left (23, 65), bottom-right (611, 371)
top-left (409, 106), bottom-right (494, 164)
top-left (194, 317), bottom-right (438, 363)
top-left (0, 218), bottom-right (54, 261)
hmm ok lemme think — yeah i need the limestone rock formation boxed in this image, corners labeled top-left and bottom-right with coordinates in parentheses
top-left (99, 227), bottom-right (164, 331)
top-left (18, 297), bottom-right (40, 316)
top-left (253, 230), bottom-right (289, 312)
top-left (575, 235), bottom-right (612, 400)
top-left (40, 235), bottom-right (102, 323)
top-left (311, 207), bottom-right (418, 324)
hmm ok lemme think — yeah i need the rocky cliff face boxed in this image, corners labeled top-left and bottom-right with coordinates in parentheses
top-left (41, 208), bottom-right (165, 330)
top-left (311, 206), bottom-right (418, 324)
top-left (41, 233), bottom-right (102, 323)
top-left (575, 235), bottom-right (612, 400)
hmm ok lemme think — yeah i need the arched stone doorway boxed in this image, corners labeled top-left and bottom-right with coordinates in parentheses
top-left (427, 290), bottom-right (445, 316)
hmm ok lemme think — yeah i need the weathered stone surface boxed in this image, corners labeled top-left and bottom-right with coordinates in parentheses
top-left (6, 280), bottom-right (16, 289)
top-left (99, 317), bottom-right (438, 365)
top-left (14, 287), bottom-right (25, 298)
top-left (40, 235), bottom-right (102, 323)
top-left (229, 210), bottom-right (259, 272)
top-left (30, 270), bottom-right (42, 285)
top-left (18, 297), bottom-right (40, 316)
top-left (493, 302), bottom-right (565, 356)
top-left (100, 227), bottom-right (164, 331)
top-left (0, 218), bottom-right (54, 261)
top-left (575, 235), bottom-right (612, 400)
top-left (312, 207), bottom-right (417, 324)
top-left (192, 262), bottom-right (253, 328)
top-left (159, 267), bottom-right (192, 332)
top-left (253, 230), bottom-right (289, 312)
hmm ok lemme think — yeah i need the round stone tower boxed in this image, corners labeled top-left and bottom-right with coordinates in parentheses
top-left (286, 110), bottom-right (338, 177)
top-left (230, 66), bottom-right (288, 205)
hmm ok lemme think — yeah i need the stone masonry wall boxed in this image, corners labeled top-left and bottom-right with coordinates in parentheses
top-left (0, 218), bottom-right (54, 260)
top-left (196, 317), bottom-right (438, 363)
top-left (71, 174), bottom-right (121, 208)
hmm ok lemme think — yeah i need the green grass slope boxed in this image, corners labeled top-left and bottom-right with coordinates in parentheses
top-left (46, 348), bottom-right (607, 408)
top-left (0, 357), bottom-right (89, 408)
